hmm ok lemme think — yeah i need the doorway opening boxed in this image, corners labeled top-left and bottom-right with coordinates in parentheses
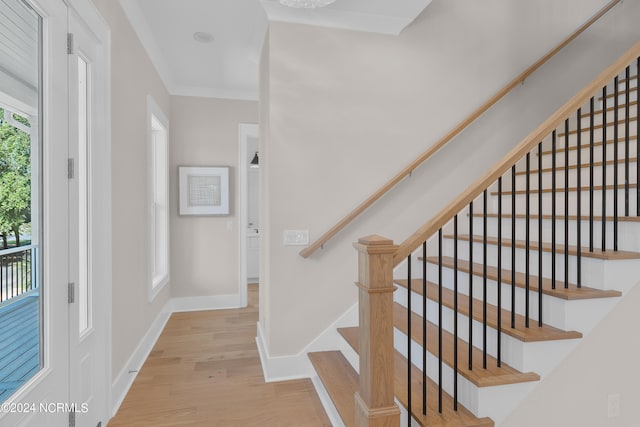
top-left (238, 123), bottom-right (259, 307)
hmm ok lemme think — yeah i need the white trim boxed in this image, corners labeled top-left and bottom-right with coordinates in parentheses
top-left (110, 305), bottom-right (172, 416)
top-left (173, 85), bottom-right (258, 102)
top-left (311, 376), bottom-right (346, 427)
top-left (256, 303), bottom-right (358, 382)
top-left (147, 95), bottom-right (170, 302)
top-left (169, 293), bottom-right (243, 313)
top-left (67, 1), bottom-right (113, 423)
top-left (238, 123), bottom-right (260, 308)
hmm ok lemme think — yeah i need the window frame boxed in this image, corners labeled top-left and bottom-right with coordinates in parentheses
top-left (147, 95), bottom-right (170, 301)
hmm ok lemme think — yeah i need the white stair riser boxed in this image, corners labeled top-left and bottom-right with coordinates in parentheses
top-left (542, 120), bottom-right (639, 146)
top-left (593, 90), bottom-right (638, 106)
top-left (466, 215), bottom-right (640, 251)
top-left (399, 268), bottom-right (618, 332)
top-left (514, 162), bottom-right (638, 189)
top-left (537, 141), bottom-right (638, 168)
top-left (494, 190), bottom-right (638, 216)
top-left (434, 241), bottom-right (610, 289)
top-left (393, 285), bottom-right (580, 374)
top-left (393, 329), bottom-right (537, 425)
top-left (572, 108), bottom-right (638, 128)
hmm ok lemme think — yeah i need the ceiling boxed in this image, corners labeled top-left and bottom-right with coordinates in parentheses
top-left (120, 0), bottom-right (433, 101)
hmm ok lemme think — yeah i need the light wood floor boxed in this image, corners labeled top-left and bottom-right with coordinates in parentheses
top-left (109, 285), bottom-right (331, 426)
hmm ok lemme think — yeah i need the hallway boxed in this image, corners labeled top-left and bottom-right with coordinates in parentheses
top-left (109, 285), bottom-right (331, 426)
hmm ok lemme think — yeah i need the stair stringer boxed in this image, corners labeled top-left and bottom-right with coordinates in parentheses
top-left (391, 254), bottom-right (640, 425)
top-left (500, 277), bottom-right (640, 427)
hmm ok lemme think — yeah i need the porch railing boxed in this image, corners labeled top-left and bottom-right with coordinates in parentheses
top-left (0, 245), bottom-right (38, 304)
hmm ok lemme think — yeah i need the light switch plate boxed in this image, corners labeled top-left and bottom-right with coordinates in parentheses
top-left (283, 230), bottom-right (310, 246)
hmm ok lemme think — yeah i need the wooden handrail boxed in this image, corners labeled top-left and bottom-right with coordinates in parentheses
top-left (299, 0), bottom-right (621, 259)
top-left (393, 39), bottom-right (640, 265)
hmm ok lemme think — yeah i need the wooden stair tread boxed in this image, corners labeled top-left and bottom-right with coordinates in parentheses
top-left (338, 328), bottom-right (494, 427)
top-left (392, 304), bottom-right (540, 387)
top-left (450, 234), bottom-right (640, 260)
top-left (539, 135), bottom-right (638, 155)
top-left (600, 85), bottom-right (638, 100)
top-left (492, 182), bottom-right (638, 196)
top-left (557, 116), bottom-right (637, 137)
top-left (419, 256), bottom-right (621, 300)
top-left (580, 99), bottom-right (638, 118)
top-left (395, 277), bottom-right (582, 342)
top-left (514, 157), bottom-right (638, 175)
top-left (471, 212), bottom-right (640, 223)
top-left (308, 351), bottom-right (358, 427)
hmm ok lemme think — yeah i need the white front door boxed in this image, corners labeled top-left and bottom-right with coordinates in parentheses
top-left (67, 8), bottom-right (109, 427)
top-left (0, 0), bottom-right (70, 425)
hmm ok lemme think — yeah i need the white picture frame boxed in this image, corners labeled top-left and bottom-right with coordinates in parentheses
top-left (178, 166), bottom-right (230, 215)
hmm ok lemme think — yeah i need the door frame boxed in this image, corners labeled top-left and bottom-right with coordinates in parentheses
top-left (66, 1), bottom-right (112, 424)
top-left (0, 0), bottom-right (72, 424)
top-left (238, 123), bottom-right (259, 308)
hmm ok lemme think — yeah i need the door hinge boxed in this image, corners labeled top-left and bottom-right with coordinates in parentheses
top-left (67, 33), bottom-right (74, 55)
top-left (69, 410), bottom-right (76, 427)
top-left (68, 158), bottom-right (74, 179)
top-left (68, 282), bottom-right (75, 304)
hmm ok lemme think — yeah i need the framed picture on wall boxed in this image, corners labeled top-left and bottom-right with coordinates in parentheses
top-left (178, 166), bottom-right (230, 215)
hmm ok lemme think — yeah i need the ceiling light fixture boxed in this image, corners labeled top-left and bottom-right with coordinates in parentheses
top-left (193, 32), bottom-right (214, 43)
top-left (279, 0), bottom-right (336, 8)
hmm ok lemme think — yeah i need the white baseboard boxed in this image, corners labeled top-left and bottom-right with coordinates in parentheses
top-left (256, 303), bottom-right (358, 382)
top-left (111, 292), bottom-right (243, 416)
top-left (311, 375), bottom-right (346, 427)
top-left (169, 293), bottom-right (243, 312)
top-left (110, 305), bottom-right (171, 417)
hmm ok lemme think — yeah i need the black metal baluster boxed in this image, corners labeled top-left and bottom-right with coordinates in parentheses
top-left (453, 216), bottom-right (459, 410)
top-left (497, 178), bottom-right (502, 366)
top-left (552, 131), bottom-right (557, 289)
top-left (511, 166), bottom-right (516, 328)
top-left (469, 202), bottom-right (474, 370)
top-left (590, 97), bottom-right (595, 252)
top-left (603, 87), bottom-right (608, 251)
top-left (422, 241), bottom-right (427, 416)
top-left (626, 66), bottom-right (631, 218)
top-left (615, 76), bottom-right (620, 250)
top-left (526, 153), bottom-right (531, 328)
top-left (577, 109), bottom-right (583, 288)
top-left (483, 190), bottom-right (488, 368)
top-left (407, 254), bottom-right (412, 427)
top-left (637, 57), bottom-right (640, 217)
top-left (538, 142), bottom-right (544, 326)
top-left (564, 119), bottom-right (570, 289)
top-left (438, 229), bottom-right (443, 414)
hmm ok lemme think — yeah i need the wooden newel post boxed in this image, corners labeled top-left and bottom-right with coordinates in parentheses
top-left (353, 235), bottom-right (401, 427)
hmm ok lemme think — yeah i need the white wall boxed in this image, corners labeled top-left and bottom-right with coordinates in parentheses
top-left (170, 96), bottom-right (258, 298)
top-left (259, 0), bottom-right (640, 359)
top-left (90, 0), bottom-right (171, 381)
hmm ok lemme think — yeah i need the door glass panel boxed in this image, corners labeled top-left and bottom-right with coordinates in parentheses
top-left (0, 0), bottom-right (42, 402)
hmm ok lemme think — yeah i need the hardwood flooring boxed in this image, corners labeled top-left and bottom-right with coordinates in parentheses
top-left (109, 285), bottom-right (331, 427)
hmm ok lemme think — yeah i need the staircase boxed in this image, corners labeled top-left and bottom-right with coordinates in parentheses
top-left (307, 46), bottom-right (640, 426)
